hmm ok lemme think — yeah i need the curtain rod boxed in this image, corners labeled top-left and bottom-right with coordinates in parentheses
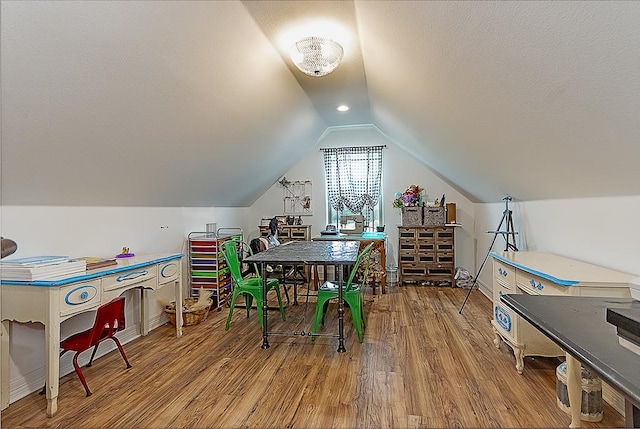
top-left (319, 145), bottom-right (387, 151)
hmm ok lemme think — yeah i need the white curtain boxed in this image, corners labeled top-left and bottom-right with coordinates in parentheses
top-left (322, 146), bottom-right (383, 213)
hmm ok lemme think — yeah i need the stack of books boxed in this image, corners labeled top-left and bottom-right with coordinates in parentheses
top-left (79, 257), bottom-right (118, 270)
top-left (0, 255), bottom-right (87, 281)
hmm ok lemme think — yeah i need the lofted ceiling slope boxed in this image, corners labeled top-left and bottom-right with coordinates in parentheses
top-left (1, 1), bottom-right (639, 207)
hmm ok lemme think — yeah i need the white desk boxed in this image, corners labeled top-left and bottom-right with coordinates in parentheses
top-left (491, 251), bottom-right (633, 374)
top-left (1, 253), bottom-right (183, 417)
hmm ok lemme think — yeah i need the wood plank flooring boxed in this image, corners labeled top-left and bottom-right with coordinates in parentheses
top-left (1, 286), bottom-right (625, 428)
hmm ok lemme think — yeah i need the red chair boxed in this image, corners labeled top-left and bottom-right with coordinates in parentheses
top-left (60, 296), bottom-right (132, 396)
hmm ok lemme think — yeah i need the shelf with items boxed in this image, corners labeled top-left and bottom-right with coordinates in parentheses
top-left (187, 228), bottom-right (243, 311)
top-left (398, 226), bottom-right (455, 286)
top-left (259, 224), bottom-right (311, 243)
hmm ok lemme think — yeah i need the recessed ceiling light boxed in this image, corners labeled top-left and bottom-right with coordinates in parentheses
top-left (337, 105), bottom-right (349, 112)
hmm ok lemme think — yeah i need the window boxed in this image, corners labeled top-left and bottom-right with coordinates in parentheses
top-left (322, 146), bottom-right (384, 229)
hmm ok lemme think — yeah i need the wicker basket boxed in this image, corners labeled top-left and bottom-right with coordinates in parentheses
top-left (402, 206), bottom-right (422, 226)
top-left (164, 297), bottom-right (212, 326)
top-left (423, 207), bottom-right (445, 226)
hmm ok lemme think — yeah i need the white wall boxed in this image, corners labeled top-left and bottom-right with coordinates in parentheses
top-left (249, 125), bottom-right (476, 273)
top-left (0, 205), bottom-right (249, 403)
top-left (473, 196), bottom-right (640, 296)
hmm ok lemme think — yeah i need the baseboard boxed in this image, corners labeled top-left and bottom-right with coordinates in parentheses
top-left (477, 279), bottom-right (491, 300)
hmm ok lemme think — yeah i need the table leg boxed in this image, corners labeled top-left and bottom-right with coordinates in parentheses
top-left (293, 264), bottom-right (299, 305)
top-left (566, 354), bottom-right (582, 428)
top-left (174, 279), bottom-right (183, 338)
top-left (44, 322), bottom-right (59, 417)
top-left (261, 262), bottom-right (270, 349)
top-left (312, 266), bottom-right (319, 290)
top-left (140, 288), bottom-right (149, 336)
top-left (1, 321), bottom-right (10, 410)
top-left (378, 240), bottom-right (386, 294)
top-left (514, 346), bottom-right (525, 375)
top-left (337, 264), bottom-right (346, 353)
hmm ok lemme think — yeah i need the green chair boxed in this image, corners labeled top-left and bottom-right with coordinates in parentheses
top-left (223, 240), bottom-right (286, 331)
top-left (311, 242), bottom-right (374, 343)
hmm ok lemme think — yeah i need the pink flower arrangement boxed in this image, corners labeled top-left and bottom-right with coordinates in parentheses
top-left (393, 185), bottom-right (424, 208)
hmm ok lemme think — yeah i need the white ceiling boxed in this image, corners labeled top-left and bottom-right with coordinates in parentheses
top-left (2, 1), bottom-right (639, 206)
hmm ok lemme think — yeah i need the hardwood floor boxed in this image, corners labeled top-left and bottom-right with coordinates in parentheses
top-left (1, 286), bottom-right (625, 428)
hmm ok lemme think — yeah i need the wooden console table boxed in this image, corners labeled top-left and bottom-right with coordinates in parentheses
top-left (313, 232), bottom-right (387, 294)
top-left (1, 253), bottom-right (183, 417)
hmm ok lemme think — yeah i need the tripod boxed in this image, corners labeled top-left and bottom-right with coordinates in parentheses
top-left (459, 196), bottom-right (518, 314)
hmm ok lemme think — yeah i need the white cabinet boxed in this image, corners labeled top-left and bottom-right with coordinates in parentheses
top-left (491, 251), bottom-right (634, 374)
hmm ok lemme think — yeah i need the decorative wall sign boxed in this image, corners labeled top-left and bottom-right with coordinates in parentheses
top-left (280, 178), bottom-right (312, 215)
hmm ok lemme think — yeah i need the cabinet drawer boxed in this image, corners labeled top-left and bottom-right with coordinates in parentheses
top-left (435, 228), bottom-right (454, 240)
top-left (158, 260), bottom-right (181, 285)
top-left (398, 228), bottom-right (417, 240)
top-left (493, 275), bottom-right (517, 300)
top-left (436, 252), bottom-right (454, 264)
top-left (417, 229), bottom-right (435, 240)
top-left (60, 280), bottom-right (102, 317)
top-left (103, 266), bottom-right (158, 292)
top-left (399, 242), bottom-right (418, 253)
top-left (493, 260), bottom-right (515, 290)
top-left (400, 264), bottom-right (428, 277)
top-left (400, 253), bottom-right (434, 264)
top-left (436, 241), bottom-right (454, 253)
top-left (288, 228), bottom-right (308, 240)
top-left (493, 295), bottom-right (519, 341)
top-left (278, 229), bottom-right (292, 240)
top-left (427, 265), bottom-right (454, 277)
top-left (399, 253), bottom-right (418, 264)
top-left (417, 242), bottom-right (435, 253)
top-left (516, 272), bottom-right (569, 296)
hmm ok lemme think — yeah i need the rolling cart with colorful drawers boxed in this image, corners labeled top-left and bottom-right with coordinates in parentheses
top-left (188, 228), bottom-right (243, 310)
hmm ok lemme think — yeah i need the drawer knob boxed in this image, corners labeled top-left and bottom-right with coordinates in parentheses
top-left (529, 279), bottom-right (544, 290)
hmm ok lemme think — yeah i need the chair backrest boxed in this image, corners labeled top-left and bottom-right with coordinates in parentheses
top-left (223, 240), bottom-right (245, 284)
top-left (89, 296), bottom-right (126, 346)
top-left (344, 242), bottom-right (375, 292)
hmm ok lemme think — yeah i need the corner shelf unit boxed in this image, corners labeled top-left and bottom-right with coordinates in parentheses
top-left (188, 228), bottom-right (243, 310)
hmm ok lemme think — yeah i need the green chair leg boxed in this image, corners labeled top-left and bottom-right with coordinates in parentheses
top-left (311, 293), bottom-right (333, 340)
top-left (344, 293), bottom-right (364, 343)
top-left (360, 294), bottom-right (367, 328)
top-left (273, 284), bottom-right (286, 321)
top-left (245, 293), bottom-right (254, 318)
top-left (225, 290), bottom-right (241, 331)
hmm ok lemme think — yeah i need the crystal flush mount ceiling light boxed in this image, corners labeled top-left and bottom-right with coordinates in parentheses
top-left (290, 36), bottom-right (344, 77)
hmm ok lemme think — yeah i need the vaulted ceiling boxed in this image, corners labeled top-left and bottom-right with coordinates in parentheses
top-left (2, 1), bottom-right (639, 207)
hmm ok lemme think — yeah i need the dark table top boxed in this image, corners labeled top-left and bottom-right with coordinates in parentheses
top-left (501, 294), bottom-right (640, 406)
top-left (244, 240), bottom-right (359, 265)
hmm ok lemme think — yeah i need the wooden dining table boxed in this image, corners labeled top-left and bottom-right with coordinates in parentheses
top-left (244, 240), bottom-right (359, 352)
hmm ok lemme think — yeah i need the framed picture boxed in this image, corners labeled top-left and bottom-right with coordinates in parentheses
top-left (282, 180), bottom-right (312, 215)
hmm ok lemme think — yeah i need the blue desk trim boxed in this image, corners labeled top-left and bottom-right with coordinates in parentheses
top-left (490, 252), bottom-right (579, 286)
top-left (1, 254), bottom-right (184, 287)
